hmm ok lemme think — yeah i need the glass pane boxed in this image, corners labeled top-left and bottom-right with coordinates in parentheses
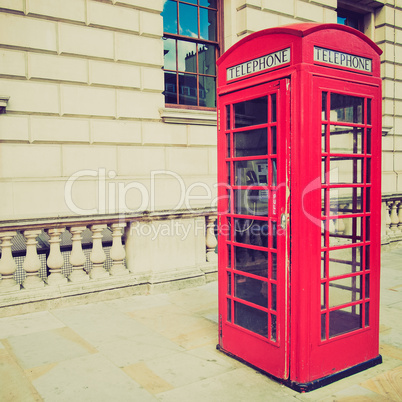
top-left (163, 0), bottom-right (178, 34)
top-left (271, 314), bottom-right (277, 342)
top-left (322, 92), bottom-right (327, 120)
top-left (271, 159), bottom-right (277, 186)
top-left (199, 75), bottom-right (216, 107)
top-left (365, 274), bottom-right (370, 298)
top-left (235, 274), bottom-right (268, 308)
top-left (328, 217), bottom-right (363, 246)
top-left (234, 218), bottom-right (269, 248)
top-left (321, 313), bottom-right (327, 340)
top-left (234, 128), bottom-right (268, 157)
top-left (200, 0), bottom-right (217, 7)
top-left (178, 73), bottom-right (197, 106)
top-left (227, 272), bottom-right (231, 294)
top-left (198, 44), bottom-right (216, 75)
top-left (178, 40), bottom-right (196, 72)
top-left (226, 135), bottom-right (230, 157)
top-left (322, 125), bottom-right (327, 153)
top-left (234, 301), bottom-right (268, 337)
top-left (234, 160), bottom-right (268, 186)
top-left (329, 275), bottom-right (362, 308)
top-left (164, 72), bottom-right (177, 104)
top-left (366, 128), bottom-right (371, 154)
top-left (330, 126), bottom-right (363, 154)
top-left (329, 305), bottom-right (362, 338)
top-left (271, 126), bottom-right (277, 154)
top-left (226, 105), bottom-right (231, 130)
top-left (330, 93), bottom-right (364, 123)
top-left (179, 3), bottom-right (198, 38)
top-left (163, 38), bottom-right (176, 70)
top-left (272, 221), bottom-right (277, 249)
top-left (328, 247), bottom-right (362, 277)
top-left (329, 157), bottom-right (363, 184)
top-left (321, 283), bottom-right (326, 309)
top-left (234, 190), bottom-right (268, 216)
top-left (225, 216), bottom-right (231, 240)
top-left (271, 94), bottom-right (277, 122)
top-left (234, 96), bottom-right (268, 128)
top-left (367, 99), bottom-right (371, 124)
top-left (227, 245), bottom-right (231, 267)
top-left (321, 252), bottom-right (326, 278)
top-left (329, 187), bottom-right (363, 215)
top-left (271, 283), bottom-right (277, 311)
top-left (234, 246), bottom-right (268, 277)
top-left (365, 302), bottom-right (369, 326)
top-left (200, 8), bottom-right (217, 41)
top-left (227, 298), bottom-right (232, 322)
top-left (271, 253), bottom-right (277, 280)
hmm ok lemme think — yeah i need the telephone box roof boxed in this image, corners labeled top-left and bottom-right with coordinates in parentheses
top-left (217, 23), bottom-right (382, 67)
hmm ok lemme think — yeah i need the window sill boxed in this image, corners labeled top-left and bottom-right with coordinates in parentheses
top-left (160, 108), bottom-right (217, 126)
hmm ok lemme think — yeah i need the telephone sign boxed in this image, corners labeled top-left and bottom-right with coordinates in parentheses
top-left (217, 23), bottom-right (382, 392)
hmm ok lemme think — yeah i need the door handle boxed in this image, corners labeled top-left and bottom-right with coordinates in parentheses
top-left (280, 213), bottom-right (287, 230)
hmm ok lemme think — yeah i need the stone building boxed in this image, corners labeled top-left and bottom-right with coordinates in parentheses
top-left (0, 0), bottom-right (401, 311)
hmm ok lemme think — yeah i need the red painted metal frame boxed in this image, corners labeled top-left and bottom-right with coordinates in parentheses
top-left (217, 23), bottom-right (382, 387)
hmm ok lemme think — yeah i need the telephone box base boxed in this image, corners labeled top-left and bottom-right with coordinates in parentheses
top-left (216, 344), bottom-right (382, 393)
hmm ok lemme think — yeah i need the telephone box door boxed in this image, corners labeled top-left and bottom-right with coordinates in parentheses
top-left (218, 79), bottom-right (290, 379)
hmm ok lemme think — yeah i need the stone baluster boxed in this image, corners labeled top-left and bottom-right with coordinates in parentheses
top-left (381, 201), bottom-right (389, 242)
top-left (385, 201), bottom-right (393, 236)
top-left (390, 200), bottom-right (400, 234)
top-left (68, 226), bottom-right (89, 282)
top-left (109, 222), bottom-right (128, 276)
top-left (89, 224), bottom-right (109, 279)
top-left (46, 228), bottom-right (67, 285)
top-left (0, 231), bottom-right (19, 292)
top-left (22, 229), bottom-right (44, 289)
top-left (206, 215), bottom-right (218, 263)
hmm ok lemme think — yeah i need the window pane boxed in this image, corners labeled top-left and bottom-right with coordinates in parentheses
top-left (163, 1), bottom-right (178, 34)
top-left (329, 247), bottom-right (362, 277)
top-left (163, 38), bottom-right (176, 70)
top-left (329, 157), bottom-right (363, 184)
top-left (164, 72), bottom-right (177, 104)
top-left (330, 93), bottom-right (364, 124)
top-left (200, 0), bottom-right (217, 7)
top-left (198, 44), bottom-right (216, 75)
top-left (178, 40), bottom-right (196, 73)
top-left (234, 159), bottom-right (268, 186)
top-left (329, 275), bottom-right (362, 308)
top-left (234, 218), bottom-right (269, 248)
top-left (234, 128), bottom-right (267, 157)
top-left (179, 3), bottom-right (198, 38)
top-left (234, 246), bottom-right (268, 277)
top-left (199, 75), bottom-right (216, 107)
top-left (329, 305), bottom-right (362, 338)
top-left (329, 187), bottom-right (363, 215)
top-left (178, 73), bottom-right (197, 106)
top-left (235, 274), bottom-right (268, 308)
top-left (234, 190), bottom-right (268, 216)
top-left (200, 8), bottom-right (217, 41)
top-left (234, 301), bottom-right (268, 337)
top-left (330, 126), bottom-right (363, 154)
top-left (234, 96), bottom-right (268, 128)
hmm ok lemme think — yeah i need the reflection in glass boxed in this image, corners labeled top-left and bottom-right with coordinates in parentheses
top-left (235, 160), bottom-right (268, 186)
top-left (179, 3), bottom-right (198, 38)
top-left (329, 305), bottom-right (362, 338)
top-left (200, 8), bottom-right (217, 41)
top-left (234, 190), bottom-right (268, 216)
top-left (163, 38), bottom-right (176, 70)
top-left (234, 246), bottom-right (268, 277)
top-left (328, 247), bottom-right (362, 277)
top-left (329, 275), bottom-right (362, 308)
top-left (234, 301), bottom-right (268, 337)
top-left (234, 128), bottom-right (268, 157)
top-left (271, 314), bottom-right (277, 342)
top-left (235, 274), bottom-right (268, 308)
top-left (164, 72), bottom-right (177, 104)
top-left (178, 40), bottom-right (196, 72)
top-left (271, 253), bottom-right (277, 280)
top-left (329, 217), bottom-right (363, 246)
top-left (234, 97), bottom-right (268, 128)
top-left (199, 75), bottom-right (216, 107)
top-left (329, 157), bottom-right (363, 184)
top-left (272, 159), bottom-right (277, 186)
top-left (178, 73), bottom-right (197, 106)
top-left (234, 218), bottom-right (268, 248)
top-left (163, 0), bottom-right (177, 34)
top-left (200, 0), bottom-right (217, 7)
top-left (330, 93), bottom-right (364, 123)
top-left (330, 126), bottom-right (363, 154)
top-left (198, 44), bottom-right (216, 75)
top-left (271, 283), bottom-right (277, 311)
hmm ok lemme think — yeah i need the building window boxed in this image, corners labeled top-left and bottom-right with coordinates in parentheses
top-left (337, 8), bottom-right (364, 32)
top-left (162, 0), bottom-right (220, 109)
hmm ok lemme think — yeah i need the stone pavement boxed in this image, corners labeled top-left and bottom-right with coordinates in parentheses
top-left (1, 247), bottom-right (401, 402)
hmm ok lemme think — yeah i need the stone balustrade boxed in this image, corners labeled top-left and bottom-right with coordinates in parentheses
top-left (0, 211), bottom-right (218, 311)
top-left (382, 195), bottom-right (402, 247)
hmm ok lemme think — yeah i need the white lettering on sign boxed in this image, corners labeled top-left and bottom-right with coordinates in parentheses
top-left (227, 48), bottom-right (291, 81)
top-left (314, 46), bottom-right (372, 72)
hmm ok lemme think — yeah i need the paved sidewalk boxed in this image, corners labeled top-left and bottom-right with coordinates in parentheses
top-left (1, 247), bottom-right (401, 401)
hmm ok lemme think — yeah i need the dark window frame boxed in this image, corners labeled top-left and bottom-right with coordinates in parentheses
top-left (162, 0), bottom-right (223, 111)
top-left (337, 7), bottom-right (365, 33)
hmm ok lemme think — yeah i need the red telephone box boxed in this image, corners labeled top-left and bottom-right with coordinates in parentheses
top-left (216, 23), bottom-right (382, 391)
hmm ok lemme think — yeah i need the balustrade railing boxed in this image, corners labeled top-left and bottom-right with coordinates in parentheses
top-left (382, 195), bottom-right (402, 246)
top-left (0, 211), bottom-right (218, 297)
